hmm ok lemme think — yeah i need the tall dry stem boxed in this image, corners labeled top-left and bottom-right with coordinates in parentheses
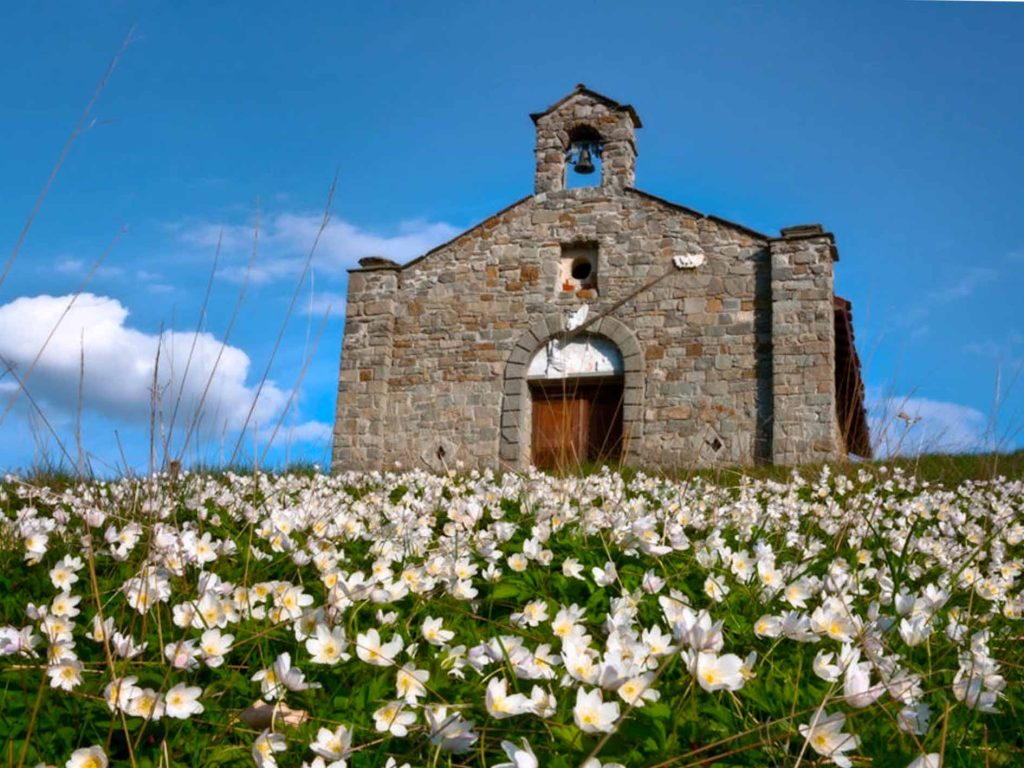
top-left (228, 172), bottom-right (338, 466)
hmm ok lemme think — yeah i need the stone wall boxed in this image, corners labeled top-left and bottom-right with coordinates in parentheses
top-left (332, 266), bottom-right (397, 469)
top-left (333, 185), bottom-right (775, 472)
top-left (769, 232), bottom-right (841, 464)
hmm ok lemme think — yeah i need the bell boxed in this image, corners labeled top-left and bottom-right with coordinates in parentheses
top-left (574, 143), bottom-right (595, 175)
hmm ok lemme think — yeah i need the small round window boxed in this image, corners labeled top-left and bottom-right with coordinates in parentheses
top-left (571, 257), bottom-right (593, 281)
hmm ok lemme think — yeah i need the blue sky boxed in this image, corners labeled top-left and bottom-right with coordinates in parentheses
top-left (1, 1), bottom-right (1022, 472)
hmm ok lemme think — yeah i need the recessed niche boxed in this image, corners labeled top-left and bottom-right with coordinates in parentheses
top-left (560, 243), bottom-right (598, 294)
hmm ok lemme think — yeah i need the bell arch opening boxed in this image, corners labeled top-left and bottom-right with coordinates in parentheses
top-left (565, 124), bottom-right (603, 189)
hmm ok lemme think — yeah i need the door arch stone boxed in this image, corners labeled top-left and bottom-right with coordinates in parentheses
top-left (499, 314), bottom-right (644, 469)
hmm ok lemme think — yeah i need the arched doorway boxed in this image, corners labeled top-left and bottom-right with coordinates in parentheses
top-left (527, 335), bottom-right (624, 471)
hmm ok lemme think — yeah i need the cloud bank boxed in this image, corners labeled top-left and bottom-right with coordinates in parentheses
top-left (868, 393), bottom-right (993, 457)
top-left (178, 213), bottom-right (461, 284)
top-left (0, 293), bottom-right (329, 463)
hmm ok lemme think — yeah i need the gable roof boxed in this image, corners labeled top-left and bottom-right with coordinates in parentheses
top-left (348, 195), bottom-right (534, 273)
top-left (530, 83), bottom-right (643, 128)
top-left (348, 187), bottom-right (774, 275)
top-left (625, 188), bottom-right (770, 242)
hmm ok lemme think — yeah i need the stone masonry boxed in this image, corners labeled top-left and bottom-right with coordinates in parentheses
top-left (333, 85), bottom-right (866, 472)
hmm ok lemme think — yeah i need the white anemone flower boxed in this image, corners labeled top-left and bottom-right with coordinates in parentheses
top-left (485, 677), bottom-right (533, 718)
top-left (425, 705), bottom-right (479, 753)
top-left (309, 724), bottom-right (352, 762)
top-left (356, 628), bottom-right (403, 667)
top-left (562, 558), bottom-right (585, 579)
top-left (421, 616), bottom-right (454, 646)
top-left (395, 663), bottom-right (429, 703)
top-left (617, 673), bottom-right (660, 706)
top-left (798, 710), bottom-right (860, 768)
top-left (306, 624), bottom-right (349, 665)
top-left (65, 745), bottom-right (107, 768)
top-left (200, 628), bottom-right (234, 667)
top-left (812, 650), bottom-right (842, 682)
top-left (695, 652), bottom-right (746, 693)
top-left (126, 687), bottom-right (165, 721)
top-left (372, 701), bottom-right (416, 737)
top-left (843, 653), bottom-right (885, 709)
top-left (493, 738), bottom-right (538, 768)
top-left (164, 683), bottom-right (204, 719)
top-left (573, 687), bottom-right (620, 733)
top-left (47, 659), bottom-right (83, 691)
top-left (252, 729), bottom-right (287, 768)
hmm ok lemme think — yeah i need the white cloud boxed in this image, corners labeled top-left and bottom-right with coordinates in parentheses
top-left (281, 420), bottom-right (332, 444)
top-left (301, 290), bottom-right (347, 318)
top-left (926, 267), bottom-right (996, 303)
top-left (868, 392), bottom-right (993, 457)
top-left (55, 257), bottom-right (86, 275)
top-left (0, 294), bottom-right (326, 459)
top-left (177, 212), bottom-right (460, 283)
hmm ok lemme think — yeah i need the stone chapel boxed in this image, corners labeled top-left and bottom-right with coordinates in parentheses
top-left (332, 85), bottom-right (870, 472)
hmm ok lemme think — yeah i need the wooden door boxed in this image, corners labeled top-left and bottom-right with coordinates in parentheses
top-left (530, 380), bottom-right (623, 471)
top-left (588, 387), bottom-right (624, 462)
top-left (531, 395), bottom-right (588, 471)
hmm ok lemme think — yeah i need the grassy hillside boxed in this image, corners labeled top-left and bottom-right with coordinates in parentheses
top-left (0, 463), bottom-right (1021, 766)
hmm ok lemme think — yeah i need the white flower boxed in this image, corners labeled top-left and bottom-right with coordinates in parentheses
top-left (641, 570), bottom-right (665, 594)
top-left (703, 574), bottom-right (729, 602)
top-left (907, 755), bottom-right (941, 768)
top-left (695, 652), bottom-right (745, 693)
top-left (199, 628), bottom-right (234, 667)
top-left (529, 685), bottom-right (557, 717)
top-left (373, 701), bottom-right (416, 737)
top-left (306, 624), bottom-right (349, 665)
top-left (898, 702), bottom-right (931, 735)
top-left (65, 745), bottom-right (107, 768)
top-left (617, 673), bottom-right (660, 706)
top-left (253, 729), bottom-right (287, 768)
top-left (47, 660), bottom-right (83, 691)
top-left (164, 683), bottom-right (204, 719)
top-left (49, 557), bottom-right (82, 591)
top-left (843, 652), bottom-right (884, 709)
top-left (511, 599), bottom-right (549, 628)
top-left (573, 687), bottom-right (620, 733)
top-left (165, 639), bottom-right (200, 670)
top-left (0, 625), bottom-right (40, 657)
top-left (252, 652), bottom-right (319, 700)
top-left (485, 677), bottom-right (533, 718)
top-left (425, 705), bottom-right (478, 753)
top-left (126, 687), bottom-right (165, 721)
top-left (309, 724), bottom-right (352, 762)
top-left (50, 592), bottom-right (81, 618)
top-left (799, 710), bottom-right (860, 768)
top-left (356, 628), bottom-right (403, 667)
top-left (754, 614), bottom-right (783, 639)
top-left (24, 532), bottom-right (49, 564)
top-left (421, 616), bottom-right (454, 646)
top-left (813, 650), bottom-right (842, 682)
top-left (103, 676), bottom-right (139, 712)
top-left (395, 663), bottom-right (429, 703)
top-left (562, 558), bottom-right (585, 579)
top-left (493, 738), bottom-right (538, 768)
top-left (592, 561), bottom-right (617, 587)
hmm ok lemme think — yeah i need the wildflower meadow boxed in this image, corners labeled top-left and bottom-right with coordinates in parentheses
top-left (1, 464), bottom-right (1022, 767)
